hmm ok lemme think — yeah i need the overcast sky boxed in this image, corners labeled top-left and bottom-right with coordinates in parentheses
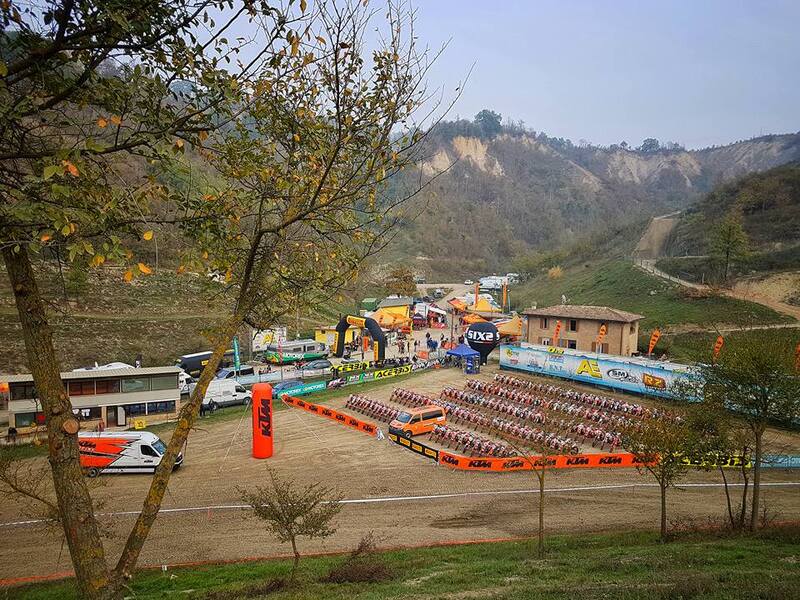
top-left (411, 0), bottom-right (800, 149)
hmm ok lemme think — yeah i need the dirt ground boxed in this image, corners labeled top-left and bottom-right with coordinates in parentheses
top-left (1, 367), bottom-right (799, 582)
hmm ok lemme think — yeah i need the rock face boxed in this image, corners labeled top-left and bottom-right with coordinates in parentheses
top-left (394, 129), bottom-right (800, 276)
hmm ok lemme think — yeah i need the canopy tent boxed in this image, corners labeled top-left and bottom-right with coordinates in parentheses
top-left (462, 312), bottom-right (488, 324)
top-left (448, 298), bottom-right (468, 312)
top-left (446, 344), bottom-right (480, 358)
top-left (467, 297), bottom-right (501, 313)
top-left (496, 314), bottom-right (523, 337)
top-left (371, 309), bottom-right (411, 328)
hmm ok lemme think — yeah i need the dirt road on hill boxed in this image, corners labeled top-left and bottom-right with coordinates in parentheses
top-left (0, 367), bottom-right (798, 582)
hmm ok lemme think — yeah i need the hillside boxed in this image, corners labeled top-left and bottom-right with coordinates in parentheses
top-left (511, 260), bottom-right (791, 356)
top-left (390, 121), bottom-right (800, 279)
top-left (657, 163), bottom-right (800, 283)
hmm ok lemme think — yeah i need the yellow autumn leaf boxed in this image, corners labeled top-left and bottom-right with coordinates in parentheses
top-left (97, 117), bottom-right (108, 128)
top-left (202, 251), bottom-right (209, 260)
top-left (291, 36), bottom-right (300, 57)
top-left (300, 0), bottom-right (307, 12)
top-left (198, 130), bottom-right (208, 142)
top-left (110, 115), bottom-right (122, 125)
top-left (39, 233), bottom-right (52, 243)
top-left (176, 265), bottom-right (186, 274)
top-left (142, 230), bottom-right (154, 241)
top-left (123, 270), bottom-right (133, 282)
top-left (137, 262), bottom-right (152, 275)
top-left (91, 254), bottom-right (105, 267)
top-left (316, 35), bottom-right (326, 45)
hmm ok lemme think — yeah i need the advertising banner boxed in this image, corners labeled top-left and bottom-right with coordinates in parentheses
top-left (437, 450), bottom-right (652, 472)
top-left (252, 384), bottom-right (273, 459)
top-left (251, 327), bottom-right (288, 352)
top-left (499, 343), bottom-right (697, 399)
top-left (387, 432), bottom-right (439, 461)
top-left (282, 395), bottom-right (377, 436)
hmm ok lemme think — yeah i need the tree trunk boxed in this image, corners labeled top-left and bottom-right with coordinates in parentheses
top-left (2, 246), bottom-right (117, 600)
top-left (659, 480), bottom-right (668, 542)
top-left (719, 466), bottom-right (735, 529)
top-left (537, 471), bottom-right (545, 558)
top-left (750, 430), bottom-right (763, 531)
top-left (738, 458), bottom-right (749, 529)
top-left (290, 536), bottom-right (300, 584)
top-left (114, 314), bottom-right (243, 581)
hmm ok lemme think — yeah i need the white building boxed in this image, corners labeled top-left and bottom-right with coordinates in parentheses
top-left (5, 366), bottom-right (181, 430)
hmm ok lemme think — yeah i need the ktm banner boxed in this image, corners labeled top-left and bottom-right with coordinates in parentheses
top-left (437, 451), bottom-right (652, 472)
top-left (595, 324), bottom-right (607, 347)
top-left (283, 395), bottom-right (377, 436)
top-left (552, 320), bottom-right (562, 347)
top-left (712, 335), bottom-right (724, 361)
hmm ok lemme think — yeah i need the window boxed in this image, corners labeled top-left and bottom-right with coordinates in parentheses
top-left (150, 374), bottom-right (178, 391)
top-left (95, 379), bottom-right (120, 394)
top-left (558, 339), bottom-right (568, 348)
top-left (539, 317), bottom-right (548, 329)
top-left (141, 445), bottom-right (159, 457)
top-left (14, 411), bottom-right (44, 427)
top-left (567, 340), bottom-right (577, 350)
top-left (568, 319), bottom-right (578, 332)
top-left (146, 401), bottom-right (176, 415)
top-left (592, 342), bottom-right (609, 353)
top-left (10, 383), bottom-right (36, 401)
top-left (68, 380), bottom-right (95, 396)
top-left (410, 415), bottom-right (422, 423)
top-left (630, 323), bottom-right (636, 334)
top-left (121, 378), bottom-right (150, 393)
top-left (423, 410), bottom-right (442, 420)
top-left (539, 337), bottom-right (551, 346)
top-left (125, 403), bottom-right (147, 416)
top-left (73, 407), bottom-right (102, 420)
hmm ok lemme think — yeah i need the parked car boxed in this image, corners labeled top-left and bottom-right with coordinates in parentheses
top-left (464, 279), bottom-right (474, 285)
top-left (433, 288), bottom-right (444, 299)
top-left (215, 365), bottom-right (256, 379)
top-left (298, 358), bottom-right (333, 378)
top-left (271, 379), bottom-right (306, 399)
top-left (79, 431), bottom-right (182, 477)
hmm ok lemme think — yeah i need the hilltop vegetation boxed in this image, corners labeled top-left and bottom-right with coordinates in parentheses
top-left (387, 112), bottom-right (800, 279)
top-left (658, 163), bottom-right (800, 282)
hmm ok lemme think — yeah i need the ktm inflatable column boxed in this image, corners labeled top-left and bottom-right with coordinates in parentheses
top-left (252, 383), bottom-right (273, 458)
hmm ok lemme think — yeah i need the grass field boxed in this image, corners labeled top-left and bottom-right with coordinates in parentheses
top-left (512, 260), bottom-right (790, 331)
top-left (9, 528), bottom-right (800, 600)
top-left (656, 327), bottom-right (800, 363)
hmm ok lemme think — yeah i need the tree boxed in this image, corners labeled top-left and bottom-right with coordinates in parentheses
top-left (474, 109), bottom-right (502, 138)
top-left (384, 266), bottom-right (418, 297)
top-left (710, 213), bottom-right (749, 282)
top-left (639, 138), bottom-right (661, 153)
top-left (620, 413), bottom-right (697, 541)
top-left (0, 2), bottom-right (436, 597)
top-left (240, 470), bottom-right (343, 584)
top-left (698, 334), bottom-right (800, 531)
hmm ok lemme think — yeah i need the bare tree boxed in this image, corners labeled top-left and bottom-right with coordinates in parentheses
top-left (239, 470), bottom-right (343, 585)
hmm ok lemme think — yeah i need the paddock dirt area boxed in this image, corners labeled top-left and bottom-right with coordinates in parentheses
top-left (1, 366), bottom-right (799, 582)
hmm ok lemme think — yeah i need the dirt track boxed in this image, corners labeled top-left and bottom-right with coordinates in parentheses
top-left (1, 367), bottom-right (798, 582)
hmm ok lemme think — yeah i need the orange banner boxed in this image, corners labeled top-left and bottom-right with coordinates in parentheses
top-left (648, 328), bottom-right (661, 355)
top-left (437, 450), bottom-right (652, 472)
top-left (595, 324), bottom-right (607, 347)
top-left (552, 320), bottom-right (562, 347)
top-left (282, 395), bottom-right (377, 436)
top-left (712, 335), bottom-right (724, 362)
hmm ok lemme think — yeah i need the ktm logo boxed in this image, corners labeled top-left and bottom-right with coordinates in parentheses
top-left (576, 359), bottom-right (602, 378)
top-left (441, 454), bottom-right (459, 465)
top-left (257, 400), bottom-right (272, 438)
top-left (468, 459), bottom-right (493, 468)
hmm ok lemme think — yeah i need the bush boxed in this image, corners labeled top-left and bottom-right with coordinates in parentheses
top-left (322, 533), bottom-right (395, 584)
top-left (202, 578), bottom-right (286, 599)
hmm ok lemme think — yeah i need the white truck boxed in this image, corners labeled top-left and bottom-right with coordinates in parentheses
top-left (78, 431), bottom-right (182, 477)
top-left (189, 378), bottom-right (252, 411)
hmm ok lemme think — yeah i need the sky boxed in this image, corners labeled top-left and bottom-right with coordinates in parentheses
top-left (409, 0), bottom-right (800, 149)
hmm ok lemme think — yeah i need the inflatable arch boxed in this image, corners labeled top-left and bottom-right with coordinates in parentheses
top-left (333, 315), bottom-right (386, 363)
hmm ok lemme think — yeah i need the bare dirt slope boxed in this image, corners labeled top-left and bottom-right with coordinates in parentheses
top-left (633, 213), bottom-right (680, 260)
top-left (0, 367), bottom-right (798, 582)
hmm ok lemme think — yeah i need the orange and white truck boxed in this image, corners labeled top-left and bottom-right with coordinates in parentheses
top-left (78, 431), bottom-right (182, 477)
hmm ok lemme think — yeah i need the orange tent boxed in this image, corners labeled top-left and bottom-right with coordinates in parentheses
top-left (462, 313), bottom-right (488, 324)
top-left (496, 314), bottom-right (523, 337)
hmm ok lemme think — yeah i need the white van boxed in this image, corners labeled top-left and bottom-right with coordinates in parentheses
top-left (78, 431), bottom-right (182, 477)
top-left (189, 379), bottom-right (252, 410)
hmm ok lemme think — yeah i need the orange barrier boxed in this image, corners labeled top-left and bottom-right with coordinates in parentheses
top-left (282, 395), bottom-right (377, 436)
top-left (437, 450), bottom-right (652, 472)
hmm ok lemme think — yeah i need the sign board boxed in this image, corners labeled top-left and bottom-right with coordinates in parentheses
top-left (133, 418), bottom-right (147, 430)
top-left (251, 327), bottom-right (288, 352)
top-left (499, 343), bottom-right (697, 399)
top-left (232, 336), bottom-right (240, 371)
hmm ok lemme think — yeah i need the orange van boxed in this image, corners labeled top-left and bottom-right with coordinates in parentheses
top-left (389, 405), bottom-right (446, 438)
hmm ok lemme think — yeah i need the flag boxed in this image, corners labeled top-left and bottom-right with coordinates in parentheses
top-left (595, 324), bottom-right (607, 348)
top-left (712, 335), bottom-right (724, 362)
top-left (552, 320), bottom-right (562, 348)
top-left (648, 329), bottom-right (661, 355)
